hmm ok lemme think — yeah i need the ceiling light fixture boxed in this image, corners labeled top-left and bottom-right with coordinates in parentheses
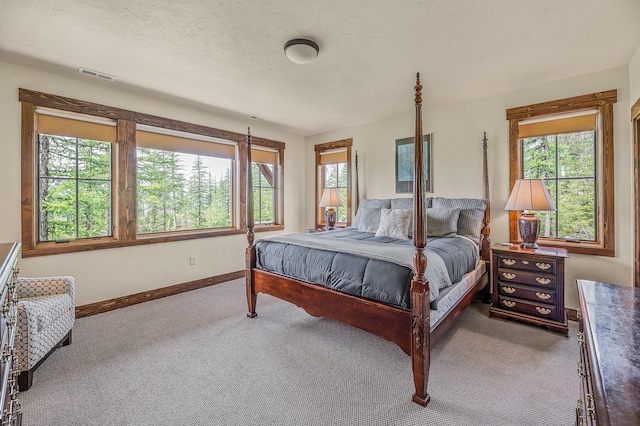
top-left (284, 38), bottom-right (319, 64)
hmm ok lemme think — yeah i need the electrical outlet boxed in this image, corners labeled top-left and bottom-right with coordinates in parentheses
top-left (189, 256), bottom-right (196, 266)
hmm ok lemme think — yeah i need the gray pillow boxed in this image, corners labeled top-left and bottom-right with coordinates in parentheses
top-left (352, 199), bottom-right (391, 230)
top-left (431, 198), bottom-right (487, 243)
top-left (353, 208), bottom-right (383, 232)
top-left (375, 208), bottom-right (412, 240)
top-left (426, 208), bottom-right (460, 237)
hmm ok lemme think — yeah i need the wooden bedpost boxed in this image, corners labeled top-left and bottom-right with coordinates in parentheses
top-left (481, 132), bottom-right (491, 261)
top-left (246, 127), bottom-right (258, 318)
top-left (410, 72), bottom-right (431, 407)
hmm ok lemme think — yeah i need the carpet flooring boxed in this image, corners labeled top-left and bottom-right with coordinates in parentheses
top-left (19, 278), bottom-right (579, 426)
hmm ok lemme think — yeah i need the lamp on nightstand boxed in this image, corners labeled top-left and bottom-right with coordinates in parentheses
top-left (504, 179), bottom-right (556, 249)
top-left (319, 188), bottom-right (343, 230)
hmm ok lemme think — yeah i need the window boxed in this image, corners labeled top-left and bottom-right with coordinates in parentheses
top-left (20, 89), bottom-right (284, 257)
top-left (36, 111), bottom-right (114, 242)
top-left (251, 146), bottom-right (281, 225)
top-left (506, 90), bottom-right (616, 256)
top-left (136, 126), bottom-right (236, 234)
top-left (315, 139), bottom-right (352, 228)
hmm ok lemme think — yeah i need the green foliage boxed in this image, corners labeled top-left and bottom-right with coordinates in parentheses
top-left (323, 163), bottom-right (348, 223)
top-left (136, 148), bottom-right (232, 233)
top-left (523, 131), bottom-right (596, 241)
top-left (252, 163), bottom-right (276, 224)
top-left (38, 135), bottom-right (112, 242)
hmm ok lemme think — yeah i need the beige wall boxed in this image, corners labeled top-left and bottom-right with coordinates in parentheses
top-left (0, 60), bottom-right (306, 306)
top-left (630, 44), bottom-right (640, 107)
top-left (306, 66), bottom-right (633, 310)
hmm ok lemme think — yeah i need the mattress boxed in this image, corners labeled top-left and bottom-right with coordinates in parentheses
top-left (255, 228), bottom-right (478, 310)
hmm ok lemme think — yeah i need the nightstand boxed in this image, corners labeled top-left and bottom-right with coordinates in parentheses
top-left (489, 244), bottom-right (568, 335)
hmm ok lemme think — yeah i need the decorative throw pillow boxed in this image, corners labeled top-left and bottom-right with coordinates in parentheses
top-left (375, 209), bottom-right (412, 240)
top-left (426, 208), bottom-right (461, 237)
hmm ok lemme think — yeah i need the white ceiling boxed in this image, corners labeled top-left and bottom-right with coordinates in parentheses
top-left (1, 0), bottom-right (639, 136)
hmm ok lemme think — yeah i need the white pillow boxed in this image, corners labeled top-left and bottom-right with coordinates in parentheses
top-left (375, 209), bottom-right (412, 240)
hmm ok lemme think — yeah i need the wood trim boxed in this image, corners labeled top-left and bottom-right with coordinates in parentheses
top-left (21, 102), bottom-right (36, 252)
top-left (506, 90), bottom-right (618, 120)
top-left (314, 139), bottom-right (353, 151)
top-left (22, 228), bottom-right (246, 258)
top-left (19, 88), bottom-right (285, 147)
top-left (116, 119), bottom-right (137, 240)
top-left (76, 270), bottom-right (244, 317)
top-left (507, 91), bottom-right (617, 256)
top-left (631, 97), bottom-right (640, 122)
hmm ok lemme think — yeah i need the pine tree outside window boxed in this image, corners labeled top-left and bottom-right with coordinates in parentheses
top-left (251, 146), bottom-right (280, 225)
top-left (36, 111), bottom-right (114, 242)
top-left (136, 126), bottom-right (235, 234)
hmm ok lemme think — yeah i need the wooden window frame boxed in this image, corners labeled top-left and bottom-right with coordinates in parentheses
top-left (20, 89), bottom-right (284, 257)
top-left (632, 97), bottom-right (640, 286)
top-left (506, 90), bottom-right (617, 256)
top-left (314, 139), bottom-right (352, 229)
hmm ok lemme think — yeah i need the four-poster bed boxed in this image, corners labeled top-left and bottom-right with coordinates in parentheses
top-left (245, 73), bottom-right (491, 406)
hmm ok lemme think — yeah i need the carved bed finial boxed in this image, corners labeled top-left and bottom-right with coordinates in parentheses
top-left (415, 73), bottom-right (423, 105)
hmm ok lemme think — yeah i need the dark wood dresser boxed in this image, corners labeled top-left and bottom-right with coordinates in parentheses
top-left (0, 243), bottom-right (21, 426)
top-left (577, 279), bottom-right (640, 425)
top-left (489, 245), bottom-right (568, 335)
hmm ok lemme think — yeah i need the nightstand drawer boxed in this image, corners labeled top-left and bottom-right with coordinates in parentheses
top-left (498, 296), bottom-right (558, 321)
top-left (495, 254), bottom-right (557, 274)
top-left (497, 268), bottom-right (557, 290)
top-left (498, 283), bottom-right (557, 305)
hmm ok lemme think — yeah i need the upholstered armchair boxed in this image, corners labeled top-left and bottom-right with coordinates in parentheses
top-left (15, 276), bottom-right (75, 391)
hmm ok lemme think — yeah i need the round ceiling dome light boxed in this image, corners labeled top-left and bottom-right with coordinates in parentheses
top-left (284, 38), bottom-right (319, 64)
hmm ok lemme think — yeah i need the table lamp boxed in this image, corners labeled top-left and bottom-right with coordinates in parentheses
top-left (319, 188), bottom-right (343, 230)
top-left (504, 179), bottom-right (556, 249)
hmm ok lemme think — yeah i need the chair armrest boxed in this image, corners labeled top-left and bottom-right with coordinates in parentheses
top-left (16, 276), bottom-right (75, 301)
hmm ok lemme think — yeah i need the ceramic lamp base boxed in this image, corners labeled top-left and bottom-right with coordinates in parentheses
top-left (518, 212), bottom-right (540, 249)
top-left (325, 208), bottom-right (336, 231)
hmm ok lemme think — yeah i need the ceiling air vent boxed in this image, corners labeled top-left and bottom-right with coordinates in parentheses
top-left (77, 67), bottom-right (116, 81)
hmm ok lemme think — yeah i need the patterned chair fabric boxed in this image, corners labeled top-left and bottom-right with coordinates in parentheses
top-left (15, 276), bottom-right (75, 377)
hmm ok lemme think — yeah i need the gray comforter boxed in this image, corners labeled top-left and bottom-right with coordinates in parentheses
top-left (255, 228), bottom-right (478, 310)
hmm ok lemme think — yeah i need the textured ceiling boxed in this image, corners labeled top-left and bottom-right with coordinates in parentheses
top-left (1, 0), bottom-right (639, 136)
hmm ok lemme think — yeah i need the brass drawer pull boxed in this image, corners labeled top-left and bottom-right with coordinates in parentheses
top-left (535, 277), bottom-right (551, 285)
top-left (586, 394), bottom-right (596, 418)
top-left (536, 292), bottom-right (551, 300)
top-left (536, 262), bottom-right (551, 270)
top-left (503, 300), bottom-right (516, 308)
top-left (577, 361), bottom-right (586, 378)
top-left (502, 272), bottom-right (516, 280)
top-left (536, 307), bottom-right (552, 315)
top-left (503, 287), bottom-right (516, 294)
top-left (522, 260), bottom-right (529, 265)
top-left (502, 259), bottom-right (516, 266)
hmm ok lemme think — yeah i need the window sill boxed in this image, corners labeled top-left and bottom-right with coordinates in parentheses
top-left (511, 239), bottom-right (614, 257)
top-left (22, 228), bottom-right (246, 258)
top-left (254, 224), bottom-right (284, 233)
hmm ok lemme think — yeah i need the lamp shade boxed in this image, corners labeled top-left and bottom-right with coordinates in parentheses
top-left (504, 179), bottom-right (556, 212)
top-left (319, 188), bottom-right (343, 208)
top-left (284, 39), bottom-right (319, 64)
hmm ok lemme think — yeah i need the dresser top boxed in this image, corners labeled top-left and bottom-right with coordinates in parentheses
top-left (491, 244), bottom-right (568, 258)
top-left (577, 279), bottom-right (640, 425)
